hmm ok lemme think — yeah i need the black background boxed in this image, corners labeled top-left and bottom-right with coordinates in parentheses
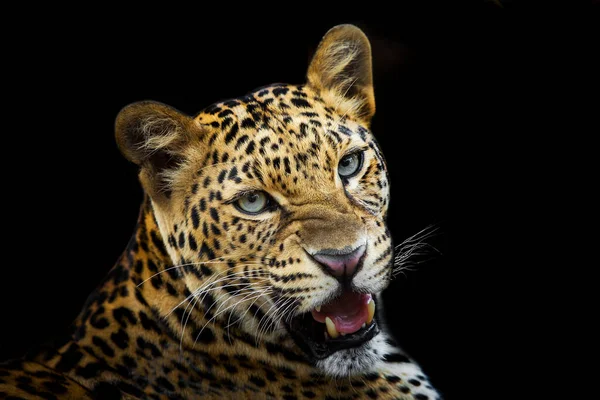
top-left (1, 1), bottom-right (597, 398)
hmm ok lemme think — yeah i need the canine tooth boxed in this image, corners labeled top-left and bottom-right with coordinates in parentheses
top-left (315, 305), bottom-right (321, 313)
top-left (361, 323), bottom-right (366, 329)
top-left (340, 332), bottom-right (346, 336)
top-left (325, 317), bottom-right (339, 339)
top-left (367, 299), bottom-right (375, 325)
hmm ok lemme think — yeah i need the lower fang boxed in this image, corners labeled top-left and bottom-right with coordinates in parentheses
top-left (367, 298), bottom-right (375, 324)
top-left (361, 323), bottom-right (366, 329)
top-left (325, 317), bottom-right (340, 339)
top-left (340, 332), bottom-right (346, 336)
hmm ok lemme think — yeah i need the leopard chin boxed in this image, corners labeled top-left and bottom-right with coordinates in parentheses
top-left (315, 332), bottom-right (390, 377)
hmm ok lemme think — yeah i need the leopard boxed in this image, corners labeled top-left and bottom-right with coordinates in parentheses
top-left (0, 24), bottom-right (440, 399)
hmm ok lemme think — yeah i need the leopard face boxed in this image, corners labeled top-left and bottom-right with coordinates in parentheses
top-left (115, 25), bottom-right (394, 377)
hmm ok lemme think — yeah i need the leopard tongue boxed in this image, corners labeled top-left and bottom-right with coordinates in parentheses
top-left (311, 292), bottom-right (372, 335)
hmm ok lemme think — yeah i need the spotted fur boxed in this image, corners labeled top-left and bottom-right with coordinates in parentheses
top-left (0, 25), bottom-right (440, 399)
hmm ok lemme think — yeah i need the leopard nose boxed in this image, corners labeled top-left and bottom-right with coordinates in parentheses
top-left (312, 245), bottom-right (366, 280)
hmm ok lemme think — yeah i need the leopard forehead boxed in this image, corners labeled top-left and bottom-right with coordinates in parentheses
top-left (194, 83), bottom-right (376, 179)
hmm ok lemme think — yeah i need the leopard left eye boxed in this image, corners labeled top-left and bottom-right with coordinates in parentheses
top-left (338, 151), bottom-right (364, 179)
top-left (235, 191), bottom-right (272, 215)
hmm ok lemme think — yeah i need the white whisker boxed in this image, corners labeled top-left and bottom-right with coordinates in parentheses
top-left (165, 268), bottom-right (268, 319)
top-left (255, 297), bottom-right (289, 345)
top-left (195, 273), bottom-right (268, 301)
top-left (141, 256), bottom-right (271, 288)
top-left (180, 286), bottom-right (204, 351)
top-left (193, 289), bottom-right (272, 349)
top-left (255, 296), bottom-right (289, 345)
top-left (225, 287), bottom-right (271, 339)
top-left (392, 224), bottom-right (441, 277)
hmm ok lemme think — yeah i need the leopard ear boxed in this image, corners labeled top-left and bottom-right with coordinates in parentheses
top-left (307, 24), bottom-right (375, 124)
top-left (115, 101), bottom-right (200, 200)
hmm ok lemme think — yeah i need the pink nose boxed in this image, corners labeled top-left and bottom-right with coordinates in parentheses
top-left (312, 245), bottom-right (366, 280)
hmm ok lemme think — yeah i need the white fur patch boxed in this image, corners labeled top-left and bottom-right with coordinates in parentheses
top-left (316, 330), bottom-right (440, 398)
top-left (315, 330), bottom-right (389, 377)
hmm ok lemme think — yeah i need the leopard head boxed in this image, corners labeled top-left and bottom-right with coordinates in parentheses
top-left (115, 25), bottom-right (394, 377)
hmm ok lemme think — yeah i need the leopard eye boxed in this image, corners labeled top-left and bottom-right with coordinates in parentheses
top-left (338, 151), bottom-right (364, 179)
top-left (235, 191), bottom-right (270, 214)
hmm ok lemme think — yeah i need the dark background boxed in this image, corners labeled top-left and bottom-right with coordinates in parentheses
top-left (2, 1), bottom-right (597, 398)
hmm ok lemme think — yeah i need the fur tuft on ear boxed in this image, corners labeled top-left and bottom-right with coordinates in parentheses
top-left (115, 101), bottom-right (200, 200)
top-left (135, 114), bottom-right (182, 157)
top-left (307, 24), bottom-right (375, 124)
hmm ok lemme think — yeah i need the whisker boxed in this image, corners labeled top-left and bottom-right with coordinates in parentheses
top-left (196, 281), bottom-right (271, 302)
top-left (281, 297), bottom-right (299, 324)
top-left (273, 297), bottom-right (297, 334)
top-left (187, 265), bottom-right (267, 300)
top-left (392, 224), bottom-right (442, 277)
top-left (257, 296), bottom-right (296, 344)
top-left (167, 265), bottom-right (272, 348)
top-left (180, 287), bottom-right (203, 351)
top-left (208, 287), bottom-right (263, 325)
top-left (256, 298), bottom-right (281, 344)
top-left (153, 244), bottom-right (284, 348)
top-left (194, 289), bottom-right (272, 349)
top-left (196, 274), bottom-right (269, 305)
top-left (166, 289), bottom-right (200, 318)
top-left (136, 264), bottom-right (191, 287)
top-left (255, 296), bottom-right (291, 344)
top-left (209, 280), bottom-right (270, 316)
top-left (138, 257), bottom-right (272, 287)
top-left (194, 271), bottom-right (269, 298)
top-left (255, 297), bottom-right (289, 345)
top-left (225, 288), bottom-right (271, 337)
top-left (394, 225), bottom-right (440, 251)
top-left (165, 270), bottom-right (267, 319)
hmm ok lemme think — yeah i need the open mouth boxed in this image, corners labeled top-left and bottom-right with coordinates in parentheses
top-left (287, 290), bottom-right (379, 361)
